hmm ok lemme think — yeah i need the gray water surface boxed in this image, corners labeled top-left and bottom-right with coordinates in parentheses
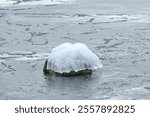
top-left (0, 0), bottom-right (150, 99)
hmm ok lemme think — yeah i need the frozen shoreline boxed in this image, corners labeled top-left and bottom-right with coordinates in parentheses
top-left (0, 0), bottom-right (76, 6)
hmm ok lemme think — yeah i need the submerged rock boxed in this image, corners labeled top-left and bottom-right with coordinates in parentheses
top-left (43, 43), bottom-right (103, 76)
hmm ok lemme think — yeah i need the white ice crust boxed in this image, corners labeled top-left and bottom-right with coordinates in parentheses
top-left (0, 0), bottom-right (76, 6)
top-left (47, 43), bottom-right (103, 73)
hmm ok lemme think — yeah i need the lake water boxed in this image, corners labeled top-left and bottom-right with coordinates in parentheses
top-left (0, 0), bottom-right (150, 99)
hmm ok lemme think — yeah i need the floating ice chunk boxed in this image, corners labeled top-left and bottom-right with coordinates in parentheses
top-left (16, 53), bottom-right (49, 61)
top-left (8, 51), bottom-right (34, 55)
top-left (46, 43), bottom-right (103, 74)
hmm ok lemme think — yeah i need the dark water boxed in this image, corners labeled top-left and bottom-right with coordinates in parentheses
top-left (0, 0), bottom-right (150, 99)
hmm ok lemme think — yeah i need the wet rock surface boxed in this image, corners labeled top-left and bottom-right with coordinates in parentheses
top-left (0, 0), bottom-right (150, 99)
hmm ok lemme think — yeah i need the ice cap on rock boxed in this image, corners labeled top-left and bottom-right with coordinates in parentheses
top-left (47, 43), bottom-right (103, 73)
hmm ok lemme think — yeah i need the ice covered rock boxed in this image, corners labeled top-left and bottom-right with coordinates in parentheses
top-left (43, 43), bottom-right (103, 76)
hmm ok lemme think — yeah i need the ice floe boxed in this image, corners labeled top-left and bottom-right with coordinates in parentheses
top-left (0, 51), bottom-right (49, 61)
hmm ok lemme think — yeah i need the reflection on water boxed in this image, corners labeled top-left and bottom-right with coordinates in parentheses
top-left (44, 70), bottom-right (103, 99)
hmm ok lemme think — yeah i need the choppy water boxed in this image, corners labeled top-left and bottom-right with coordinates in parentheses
top-left (0, 0), bottom-right (150, 99)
